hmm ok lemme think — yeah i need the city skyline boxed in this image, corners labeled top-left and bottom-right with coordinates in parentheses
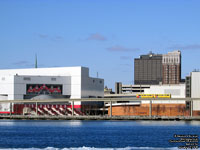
top-left (1, 0), bottom-right (200, 89)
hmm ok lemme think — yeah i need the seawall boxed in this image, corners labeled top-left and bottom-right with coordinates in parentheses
top-left (1, 115), bottom-right (200, 121)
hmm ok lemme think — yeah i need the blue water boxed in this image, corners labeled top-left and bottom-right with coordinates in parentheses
top-left (0, 120), bottom-right (199, 150)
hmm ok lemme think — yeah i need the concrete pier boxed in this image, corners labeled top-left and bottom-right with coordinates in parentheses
top-left (0, 115), bottom-right (200, 121)
top-left (72, 101), bottom-right (74, 116)
top-left (36, 102), bottom-right (38, 116)
top-left (10, 103), bottom-right (12, 116)
top-left (110, 101), bottom-right (112, 117)
top-left (149, 100), bottom-right (152, 117)
top-left (191, 101), bottom-right (193, 117)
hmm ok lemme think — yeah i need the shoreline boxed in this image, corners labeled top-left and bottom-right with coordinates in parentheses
top-left (1, 115), bottom-right (200, 121)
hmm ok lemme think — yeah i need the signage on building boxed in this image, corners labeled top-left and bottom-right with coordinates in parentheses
top-left (26, 84), bottom-right (62, 95)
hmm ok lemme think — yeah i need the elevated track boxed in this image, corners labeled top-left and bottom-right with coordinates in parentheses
top-left (0, 97), bottom-right (199, 103)
top-left (0, 97), bottom-right (199, 119)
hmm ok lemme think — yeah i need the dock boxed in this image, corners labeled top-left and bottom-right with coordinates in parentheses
top-left (1, 115), bottom-right (200, 121)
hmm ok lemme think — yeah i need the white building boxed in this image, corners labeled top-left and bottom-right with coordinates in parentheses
top-left (144, 84), bottom-right (185, 98)
top-left (115, 82), bottom-right (150, 95)
top-left (0, 66), bottom-right (104, 113)
top-left (190, 72), bottom-right (200, 112)
top-left (191, 72), bottom-right (200, 98)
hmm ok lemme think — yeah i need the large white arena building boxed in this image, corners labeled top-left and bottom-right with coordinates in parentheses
top-left (0, 66), bottom-right (104, 114)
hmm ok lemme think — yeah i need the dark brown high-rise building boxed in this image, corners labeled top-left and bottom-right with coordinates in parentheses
top-left (162, 51), bottom-right (181, 84)
top-left (134, 50), bottom-right (181, 85)
top-left (134, 52), bottom-right (162, 85)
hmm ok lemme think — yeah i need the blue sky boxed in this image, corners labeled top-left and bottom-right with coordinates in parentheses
top-left (0, 0), bottom-right (200, 89)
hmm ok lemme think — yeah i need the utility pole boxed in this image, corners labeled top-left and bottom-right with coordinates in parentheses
top-left (35, 54), bottom-right (38, 68)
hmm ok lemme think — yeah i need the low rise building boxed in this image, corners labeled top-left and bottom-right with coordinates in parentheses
top-left (190, 71), bottom-right (200, 98)
top-left (108, 100), bottom-right (190, 117)
top-left (187, 71), bottom-right (200, 116)
top-left (108, 83), bottom-right (194, 116)
top-left (0, 66), bottom-right (104, 114)
top-left (144, 84), bottom-right (185, 98)
top-left (121, 84), bottom-right (150, 94)
top-left (115, 82), bottom-right (150, 95)
top-left (185, 76), bottom-right (191, 98)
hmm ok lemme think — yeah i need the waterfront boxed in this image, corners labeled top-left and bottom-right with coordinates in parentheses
top-left (0, 120), bottom-right (199, 150)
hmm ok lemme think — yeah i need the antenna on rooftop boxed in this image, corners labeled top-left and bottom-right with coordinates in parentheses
top-left (97, 72), bottom-right (99, 78)
top-left (35, 54), bottom-right (38, 68)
